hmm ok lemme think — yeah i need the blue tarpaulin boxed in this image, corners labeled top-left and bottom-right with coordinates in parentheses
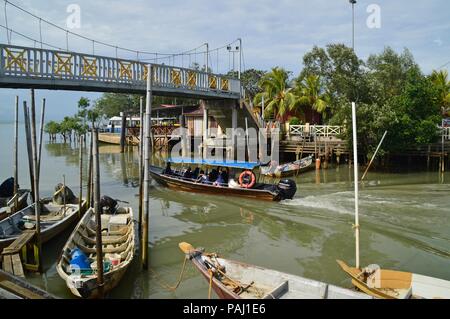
top-left (167, 157), bottom-right (260, 170)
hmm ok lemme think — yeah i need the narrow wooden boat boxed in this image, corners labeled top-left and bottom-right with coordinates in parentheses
top-left (0, 198), bottom-right (86, 250)
top-left (0, 189), bottom-right (29, 222)
top-left (98, 133), bottom-right (138, 146)
top-left (56, 206), bottom-right (135, 298)
top-left (0, 269), bottom-right (57, 299)
top-left (179, 242), bottom-right (372, 299)
top-left (337, 260), bottom-right (450, 299)
top-left (260, 155), bottom-right (314, 177)
top-left (149, 158), bottom-right (297, 201)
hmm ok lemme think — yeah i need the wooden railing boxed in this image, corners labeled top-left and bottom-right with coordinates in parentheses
top-left (289, 125), bottom-right (343, 137)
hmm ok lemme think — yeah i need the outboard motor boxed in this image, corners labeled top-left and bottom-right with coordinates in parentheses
top-left (277, 179), bottom-right (297, 200)
top-left (0, 177), bottom-right (15, 198)
top-left (52, 183), bottom-right (76, 205)
top-left (99, 195), bottom-right (118, 214)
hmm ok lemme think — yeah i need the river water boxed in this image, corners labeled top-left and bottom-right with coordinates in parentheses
top-left (0, 123), bottom-right (449, 298)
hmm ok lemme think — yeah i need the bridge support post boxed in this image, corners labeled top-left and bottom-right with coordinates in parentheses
top-left (232, 105), bottom-right (238, 161)
top-left (202, 102), bottom-right (208, 159)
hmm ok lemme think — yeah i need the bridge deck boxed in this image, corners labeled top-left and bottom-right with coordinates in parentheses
top-left (0, 43), bottom-right (241, 99)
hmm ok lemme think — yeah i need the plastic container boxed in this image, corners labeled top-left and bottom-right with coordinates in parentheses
top-left (108, 253), bottom-right (121, 266)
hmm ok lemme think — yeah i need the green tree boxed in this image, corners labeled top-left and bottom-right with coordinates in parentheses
top-left (253, 67), bottom-right (300, 121)
top-left (44, 120), bottom-right (60, 141)
top-left (94, 93), bottom-right (140, 118)
top-left (429, 70), bottom-right (450, 116)
top-left (227, 69), bottom-right (266, 99)
top-left (295, 74), bottom-right (330, 120)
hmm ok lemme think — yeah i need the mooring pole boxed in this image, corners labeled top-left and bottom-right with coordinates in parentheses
top-left (37, 98), bottom-right (46, 181)
top-left (87, 130), bottom-right (93, 208)
top-left (351, 102), bottom-right (360, 269)
top-left (30, 89), bottom-right (43, 273)
top-left (138, 96), bottom-right (144, 237)
top-left (142, 65), bottom-right (153, 269)
top-left (120, 112), bottom-right (126, 153)
top-left (78, 135), bottom-right (83, 219)
top-left (23, 102), bottom-right (35, 202)
top-left (92, 128), bottom-right (104, 297)
top-left (13, 96), bottom-right (19, 211)
top-left (361, 130), bottom-right (388, 181)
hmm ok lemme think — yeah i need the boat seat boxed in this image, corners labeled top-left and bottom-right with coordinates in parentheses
top-left (262, 280), bottom-right (289, 299)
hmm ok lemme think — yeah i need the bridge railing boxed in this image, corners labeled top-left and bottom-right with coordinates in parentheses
top-left (0, 43), bottom-right (240, 96)
top-left (289, 125), bottom-right (344, 137)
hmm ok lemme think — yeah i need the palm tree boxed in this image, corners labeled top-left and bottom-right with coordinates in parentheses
top-left (253, 67), bottom-right (300, 122)
top-left (295, 74), bottom-right (330, 118)
top-left (430, 70), bottom-right (450, 116)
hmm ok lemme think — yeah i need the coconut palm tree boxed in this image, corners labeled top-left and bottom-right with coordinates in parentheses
top-left (295, 74), bottom-right (330, 118)
top-left (253, 67), bottom-right (300, 122)
top-left (430, 70), bottom-right (450, 116)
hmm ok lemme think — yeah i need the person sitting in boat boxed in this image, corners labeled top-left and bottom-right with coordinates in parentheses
top-left (183, 167), bottom-right (192, 179)
top-left (208, 169), bottom-right (218, 182)
top-left (163, 162), bottom-right (173, 175)
top-left (221, 168), bottom-right (229, 183)
top-left (213, 171), bottom-right (227, 187)
top-left (191, 167), bottom-right (200, 180)
top-left (196, 170), bottom-right (209, 184)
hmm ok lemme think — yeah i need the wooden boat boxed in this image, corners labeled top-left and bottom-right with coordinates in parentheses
top-left (98, 132), bottom-right (139, 146)
top-left (0, 268), bottom-right (57, 299)
top-left (260, 155), bottom-right (314, 177)
top-left (337, 260), bottom-right (450, 299)
top-left (56, 206), bottom-right (135, 298)
top-left (0, 189), bottom-right (29, 222)
top-left (337, 102), bottom-right (450, 299)
top-left (179, 242), bottom-right (372, 299)
top-left (149, 158), bottom-right (298, 202)
top-left (0, 197), bottom-right (86, 250)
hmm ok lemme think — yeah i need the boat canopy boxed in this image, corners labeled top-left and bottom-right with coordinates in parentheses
top-left (167, 157), bottom-right (260, 170)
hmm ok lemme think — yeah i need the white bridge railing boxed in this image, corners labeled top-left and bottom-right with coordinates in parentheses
top-left (289, 125), bottom-right (343, 137)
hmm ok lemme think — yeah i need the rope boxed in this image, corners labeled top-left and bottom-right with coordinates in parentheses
top-left (148, 256), bottom-right (189, 291)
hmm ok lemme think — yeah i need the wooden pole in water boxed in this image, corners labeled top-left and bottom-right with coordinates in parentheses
top-left (87, 130), bottom-right (93, 208)
top-left (30, 89), bottom-right (43, 273)
top-left (92, 128), bottom-right (104, 297)
top-left (245, 117), bottom-right (250, 161)
top-left (120, 112), bottom-right (126, 153)
top-left (361, 130), bottom-right (388, 181)
top-left (13, 96), bottom-right (19, 211)
top-left (78, 135), bottom-right (83, 219)
top-left (37, 98), bottom-right (46, 181)
top-left (138, 96), bottom-right (144, 236)
top-left (23, 102), bottom-right (35, 202)
top-left (142, 64), bottom-right (152, 269)
top-left (351, 102), bottom-right (360, 269)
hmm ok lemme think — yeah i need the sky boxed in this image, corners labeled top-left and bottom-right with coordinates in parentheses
top-left (0, 0), bottom-right (449, 121)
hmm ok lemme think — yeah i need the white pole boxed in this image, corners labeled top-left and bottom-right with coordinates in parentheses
top-left (205, 43), bottom-right (209, 72)
top-left (351, 101), bottom-right (360, 269)
top-left (238, 38), bottom-right (242, 79)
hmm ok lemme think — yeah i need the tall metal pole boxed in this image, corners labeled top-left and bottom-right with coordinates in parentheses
top-left (13, 96), bottom-right (19, 211)
top-left (92, 128), bottom-right (104, 297)
top-left (205, 43), bottom-right (209, 72)
top-left (30, 89), bottom-right (43, 273)
top-left (351, 102), bottom-right (360, 269)
top-left (350, 0), bottom-right (356, 51)
top-left (87, 130), bottom-right (93, 208)
top-left (138, 96), bottom-right (144, 237)
top-left (238, 38), bottom-right (242, 79)
top-left (37, 98), bottom-right (45, 181)
top-left (142, 65), bottom-right (152, 269)
top-left (442, 119), bottom-right (445, 173)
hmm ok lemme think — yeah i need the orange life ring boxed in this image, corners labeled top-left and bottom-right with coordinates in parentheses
top-left (239, 170), bottom-right (256, 188)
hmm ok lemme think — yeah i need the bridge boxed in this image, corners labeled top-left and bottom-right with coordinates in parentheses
top-left (0, 43), bottom-right (241, 99)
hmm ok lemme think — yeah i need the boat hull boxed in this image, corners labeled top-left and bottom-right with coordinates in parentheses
top-left (98, 133), bottom-right (138, 146)
top-left (149, 166), bottom-right (281, 201)
top-left (0, 190), bottom-right (29, 222)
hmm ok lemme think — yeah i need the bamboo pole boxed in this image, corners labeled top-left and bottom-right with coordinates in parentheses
top-left (23, 102), bottom-right (35, 202)
top-left (351, 102), bottom-right (360, 269)
top-left (142, 65), bottom-right (152, 269)
top-left (78, 135), bottom-right (83, 219)
top-left (361, 130), bottom-right (388, 181)
top-left (87, 130), bottom-right (93, 208)
top-left (13, 96), bottom-right (19, 211)
top-left (30, 89), bottom-right (43, 273)
top-left (92, 128), bottom-right (104, 297)
top-left (138, 96), bottom-right (144, 237)
top-left (120, 112), bottom-right (126, 153)
top-left (37, 98), bottom-right (46, 181)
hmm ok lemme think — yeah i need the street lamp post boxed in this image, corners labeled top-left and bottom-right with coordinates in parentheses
top-left (349, 0), bottom-right (357, 51)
